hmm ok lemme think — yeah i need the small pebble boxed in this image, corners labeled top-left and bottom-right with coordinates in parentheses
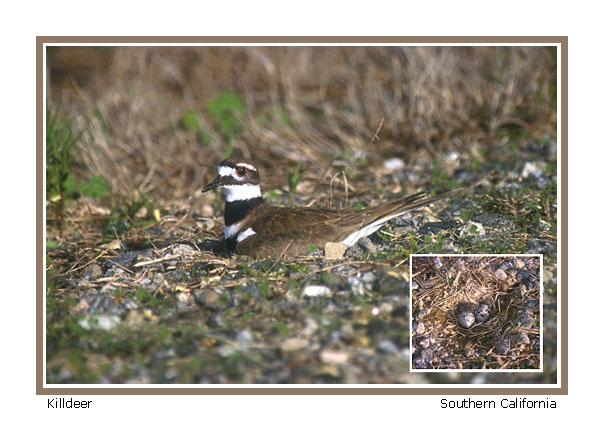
top-left (378, 340), bottom-right (399, 354)
top-left (417, 308), bottom-right (431, 320)
top-left (433, 256), bottom-right (443, 269)
top-left (303, 285), bottom-right (331, 297)
top-left (383, 157), bottom-right (405, 172)
top-left (421, 348), bottom-right (435, 364)
top-left (460, 221), bottom-right (485, 237)
top-left (515, 310), bottom-right (534, 329)
top-left (419, 338), bottom-right (431, 349)
top-left (494, 336), bottom-right (511, 355)
top-left (513, 331), bottom-right (530, 345)
top-left (513, 258), bottom-right (525, 269)
top-left (319, 349), bottom-right (349, 364)
top-left (494, 268), bottom-right (507, 280)
top-left (281, 338), bottom-right (309, 352)
top-left (413, 356), bottom-right (426, 369)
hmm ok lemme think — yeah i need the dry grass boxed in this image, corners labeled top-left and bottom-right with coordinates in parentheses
top-left (47, 46), bottom-right (556, 209)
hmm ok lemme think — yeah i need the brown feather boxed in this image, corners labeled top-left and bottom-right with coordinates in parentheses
top-left (236, 190), bottom-right (459, 258)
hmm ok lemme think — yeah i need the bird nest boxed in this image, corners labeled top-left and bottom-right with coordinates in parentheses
top-left (411, 255), bottom-right (540, 370)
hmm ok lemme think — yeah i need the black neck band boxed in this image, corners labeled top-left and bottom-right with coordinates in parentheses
top-left (224, 197), bottom-right (263, 226)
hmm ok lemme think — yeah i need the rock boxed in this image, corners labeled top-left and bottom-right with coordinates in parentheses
top-left (319, 349), bottom-right (349, 364)
top-left (515, 269), bottom-right (533, 282)
top-left (377, 339), bottom-right (399, 354)
top-left (513, 331), bottom-right (530, 346)
top-left (303, 285), bottom-right (331, 297)
top-left (236, 329), bottom-right (253, 350)
top-left (383, 157), bottom-right (405, 172)
top-left (419, 338), bottom-right (431, 349)
top-left (460, 221), bottom-right (486, 237)
top-left (194, 290), bottom-right (221, 310)
top-left (475, 214), bottom-right (515, 233)
top-left (175, 292), bottom-right (191, 308)
top-left (164, 368), bottom-right (179, 381)
top-left (433, 256), bottom-right (443, 269)
top-left (324, 242), bottom-right (348, 259)
top-left (105, 249), bottom-right (153, 270)
top-left (417, 308), bottom-right (431, 320)
top-left (347, 276), bottom-right (368, 295)
top-left (494, 268), bottom-right (507, 280)
top-left (498, 260), bottom-right (515, 271)
top-left (521, 161), bottom-right (546, 179)
top-left (421, 348), bottom-right (435, 364)
top-left (74, 292), bottom-right (137, 316)
top-left (78, 314), bottom-right (120, 330)
top-left (494, 336), bottom-right (511, 355)
top-left (82, 264), bottom-right (102, 280)
top-left (515, 310), bottom-right (534, 329)
top-left (418, 221), bottom-right (454, 235)
top-left (415, 321), bottom-right (425, 335)
top-left (412, 355), bottom-right (426, 369)
top-left (317, 364), bottom-right (341, 380)
top-left (361, 271), bottom-right (377, 284)
top-left (281, 338), bottom-right (309, 352)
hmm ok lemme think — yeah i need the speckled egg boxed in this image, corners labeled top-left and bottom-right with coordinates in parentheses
top-left (458, 311), bottom-right (475, 328)
top-left (474, 303), bottom-right (491, 323)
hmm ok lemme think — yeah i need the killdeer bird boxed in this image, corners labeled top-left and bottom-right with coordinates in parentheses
top-left (202, 157), bottom-right (457, 258)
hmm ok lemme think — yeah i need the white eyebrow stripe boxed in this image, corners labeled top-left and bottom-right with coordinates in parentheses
top-left (236, 228), bottom-right (256, 242)
top-left (236, 163), bottom-right (256, 171)
top-left (218, 164), bottom-right (256, 180)
top-left (223, 184), bottom-right (262, 202)
top-left (218, 165), bottom-right (238, 179)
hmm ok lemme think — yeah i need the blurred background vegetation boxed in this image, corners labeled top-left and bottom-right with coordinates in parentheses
top-left (46, 45), bottom-right (556, 232)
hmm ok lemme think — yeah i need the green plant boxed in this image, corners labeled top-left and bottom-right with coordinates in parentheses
top-left (103, 191), bottom-right (157, 236)
top-left (180, 109), bottom-right (210, 145)
top-left (286, 162), bottom-right (302, 206)
top-left (424, 233), bottom-right (445, 253)
top-left (46, 106), bottom-right (108, 233)
top-left (408, 233), bottom-right (419, 253)
top-left (428, 159), bottom-right (460, 193)
top-left (206, 92), bottom-right (246, 158)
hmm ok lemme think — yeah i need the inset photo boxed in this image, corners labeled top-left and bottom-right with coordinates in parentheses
top-left (410, 255), bottom-right (542, 371)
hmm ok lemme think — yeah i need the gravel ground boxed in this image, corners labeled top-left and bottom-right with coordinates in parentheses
top-left (46, 156), bottom-right (557, 384)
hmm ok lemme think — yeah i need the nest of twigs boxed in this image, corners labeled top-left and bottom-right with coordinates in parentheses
top-left (411, 255), bottom-right (540, 369)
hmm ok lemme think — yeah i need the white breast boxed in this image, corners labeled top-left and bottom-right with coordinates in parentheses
top-left (223, 184), bottom-right (262, 202)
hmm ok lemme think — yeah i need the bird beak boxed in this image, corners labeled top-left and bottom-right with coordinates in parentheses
top-left (202, 175), bottom-right (224, 193)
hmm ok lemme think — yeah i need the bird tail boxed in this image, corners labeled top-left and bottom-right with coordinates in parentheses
top-left (339, 188), bottom-right (461, 246)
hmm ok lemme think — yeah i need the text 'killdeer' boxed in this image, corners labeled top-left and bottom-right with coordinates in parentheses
top-left (202, 157), bottom-right (457, 258)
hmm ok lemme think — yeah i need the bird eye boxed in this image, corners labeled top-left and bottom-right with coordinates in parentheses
top-left (236, 167), bottom-right (248, 177)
